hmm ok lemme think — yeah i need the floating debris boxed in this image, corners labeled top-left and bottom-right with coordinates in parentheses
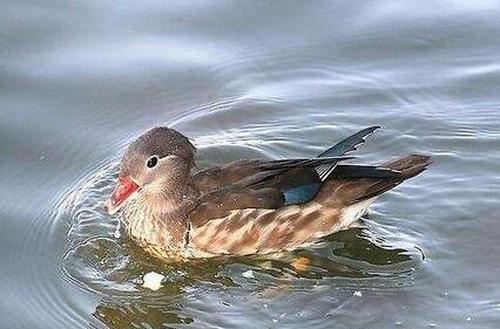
top-left (142, 271), bottom-right (165, 290)
top-left (353, 291), bottom-right (363, 297)
top-left (242, 270), bottom-right (254, 279)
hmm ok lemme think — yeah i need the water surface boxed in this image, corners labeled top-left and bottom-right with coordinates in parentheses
top-left (2, 1), bottom-right (500, 328)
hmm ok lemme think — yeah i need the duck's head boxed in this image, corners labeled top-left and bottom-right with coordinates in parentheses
top-left (105, 127), bottom-right (196, 215)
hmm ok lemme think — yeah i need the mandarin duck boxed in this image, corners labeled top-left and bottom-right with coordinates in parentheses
top-left (105, 126), bottom-right (431, 261)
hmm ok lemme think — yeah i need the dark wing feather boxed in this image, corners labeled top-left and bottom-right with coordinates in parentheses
top-left (332, 165), bottom-right (401, 179)
top-left (315, 126), bottom-right (380, 181)
top-left (317, 126), bottom-right (380, 158)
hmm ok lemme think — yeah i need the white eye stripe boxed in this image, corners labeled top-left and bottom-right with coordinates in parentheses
top-left (146, 154), bottom-right (179, 168)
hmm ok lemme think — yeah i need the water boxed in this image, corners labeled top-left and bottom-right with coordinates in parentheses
top-left (2, 1), bottom-right (500, 328)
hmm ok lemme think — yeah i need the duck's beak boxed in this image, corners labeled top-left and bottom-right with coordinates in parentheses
top-left (105, 176), bottom-right (139, 215)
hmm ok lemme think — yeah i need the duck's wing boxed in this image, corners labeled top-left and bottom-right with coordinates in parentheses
top-left (193, 126), bottom-right (380, 193)
top-left (189, 126), bottom-right (382, 227)
top-left (190, 156), bottom-right (350, 227)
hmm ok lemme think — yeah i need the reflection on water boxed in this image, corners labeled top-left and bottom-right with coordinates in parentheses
top-left (94, 302), bottom-right (194, 328)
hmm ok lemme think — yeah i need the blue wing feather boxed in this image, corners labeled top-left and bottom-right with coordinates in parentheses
top-left (283, 183), bottom-right (321, 205)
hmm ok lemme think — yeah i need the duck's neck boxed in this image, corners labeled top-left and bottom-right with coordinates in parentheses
top-left (123, 175), bottom-right (198, 257)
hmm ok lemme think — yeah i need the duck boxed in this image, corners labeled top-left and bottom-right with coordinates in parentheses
top-left (105, 126), bottom-right (431, 262)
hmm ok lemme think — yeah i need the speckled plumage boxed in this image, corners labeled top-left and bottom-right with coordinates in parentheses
top-left (105, 126), bottom-right (431, 262)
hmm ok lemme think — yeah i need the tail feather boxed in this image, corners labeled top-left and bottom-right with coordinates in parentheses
top-left (385, 154), bottom-right (432, 179)
top-left (353, 154), bottom-right (432, 202)
top-left (318, 154), bottom-right (432, 207)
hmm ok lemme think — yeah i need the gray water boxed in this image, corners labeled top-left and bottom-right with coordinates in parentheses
top-left (2, 1), bottom-right (500, 328)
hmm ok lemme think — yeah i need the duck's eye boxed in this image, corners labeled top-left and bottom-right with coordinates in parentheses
top-left (146, 156), bottom-right (158, 168)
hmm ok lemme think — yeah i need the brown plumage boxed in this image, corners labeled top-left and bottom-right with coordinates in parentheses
top-left (104, 126), bottom-right (431, 262)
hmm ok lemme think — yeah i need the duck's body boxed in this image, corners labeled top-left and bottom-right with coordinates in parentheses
top-left (105, 126), bottom-right (431, 262)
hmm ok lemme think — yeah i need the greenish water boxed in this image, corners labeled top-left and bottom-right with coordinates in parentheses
top-left (2, 1), bottom-right (500, 328)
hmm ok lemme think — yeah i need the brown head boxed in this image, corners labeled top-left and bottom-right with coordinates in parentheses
top-left (105, 127), bottom-right (196, 215)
